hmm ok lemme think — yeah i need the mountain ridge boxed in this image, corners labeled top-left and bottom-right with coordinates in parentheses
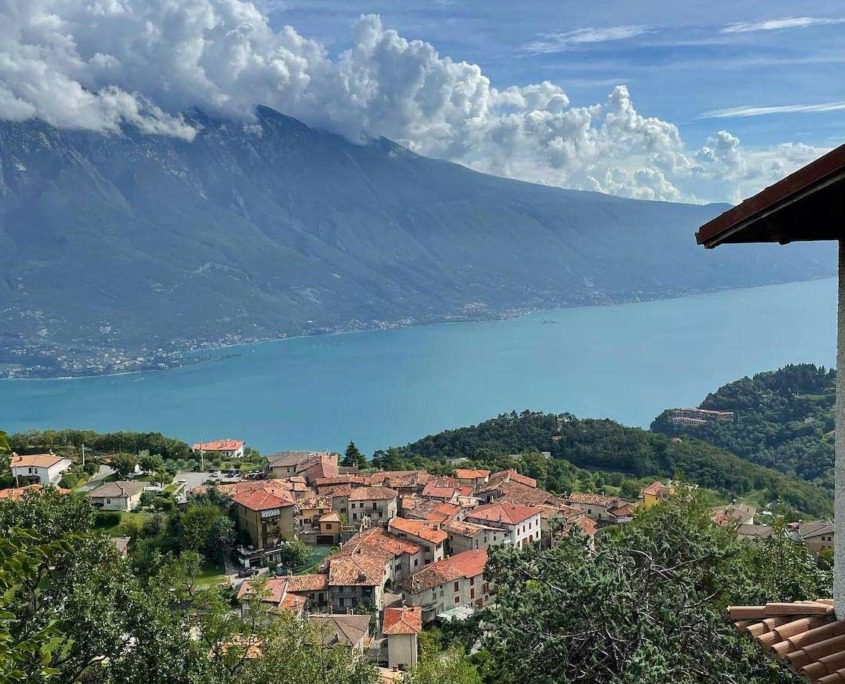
top-left (0, 106), bottom-right (836, 377)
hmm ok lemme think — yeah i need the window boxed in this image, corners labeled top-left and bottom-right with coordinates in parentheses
top-left (455, 596), bottom-right (460, 604)
top-left (470, 577), bottom-right (475, 586)
top-left (471, 588), bottom-right (475, 599)
top-left (454, 581), bottom-right (459, 591)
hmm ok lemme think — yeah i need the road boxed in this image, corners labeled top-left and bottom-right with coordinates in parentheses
top-left (78, 465), bottom-right (114, 492)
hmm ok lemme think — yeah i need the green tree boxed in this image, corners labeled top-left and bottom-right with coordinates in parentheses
top-left (180, 504), bottom-right (234, 563)
top-left (403, 639), bottom-right (481, 684)
top-left (140, 453), bottom-right (164, 473)
top-left (278, 538), bottom-right (310, 570)
top-left (342, 441), bottom-right (367, 469)
top-left (482, 488), bottom-right (803, 684)
top-left (111, 452), bottom-right (138, 478)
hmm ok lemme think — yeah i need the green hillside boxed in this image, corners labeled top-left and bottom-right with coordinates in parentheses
top-left (651, 364), bottom-right (835, 489)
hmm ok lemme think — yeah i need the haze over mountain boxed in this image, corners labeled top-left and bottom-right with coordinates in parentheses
top-left (0, 106), bottom-right (835, 375)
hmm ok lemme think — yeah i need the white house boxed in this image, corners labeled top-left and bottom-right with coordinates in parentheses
top-left (191, 439), bottom-right (245, 460)
top-left (10, 454), bottom-right (72, 486)
top-left (401, 548), bottom-right (490, 624)
top-left (464, 502), bottom-right (542, 549)
top-left (88, 481), bottom-right (146, 511)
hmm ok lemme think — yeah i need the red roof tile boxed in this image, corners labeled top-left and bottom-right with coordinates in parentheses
top-left (467, 502), bottom-right (541, 526)
top-left (404, 549), bottom-right (488, 593)
top-left (192, 439), bottom-right (244, 452)
top-left (729, 601), bottom-right (845, 682)
top-left (389, 517), bottom-right (447, 545)
top-left (383, 606), bottom-right (422, 635)
top-left (232, 489), bottom-right (294, 511)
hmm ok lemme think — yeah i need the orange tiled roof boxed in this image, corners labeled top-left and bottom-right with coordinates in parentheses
top-left (232, 489), bottom-right (294, 511)
top-left (366, 470), bottom-right (433, 489)
top-left (454, 468), bottom-right (490, 480)
top-left (349, 486), bottom-right (398, 501)
top-left (10, 453), bottom-right (68, 468)
top-left (404, 549), bottom-right (488, 593)
top-left (728, 601), bottom-right (845, 682)
top-left (568, 492), bottom-right (629, 507)
top-left (327, 552), bottom-right (386, 587)
top-left (389, 517), bottom-right (447, 545)
top-left (467, 501), bottom-right (541, 526)
top-left (218, 479), bottom-right (293, 497)
top-left (237, 578), bottom-right (287, 604)
top-left (488, 469), bottom-right (537, 489)
top-left (443, 519), bottom-right (492, 537)
top-left (286, 574), bottom-right (329, 592)
top-left (338, 528), bottom-right (422, 560)
top-left (0, 484), bottom-right (69, 500)
top-left (192, 439), bottom-right (244, 452)
top-left (641, 480), bottom-right (672, 497)
top-left (383, 606), bottom-right (422, 635)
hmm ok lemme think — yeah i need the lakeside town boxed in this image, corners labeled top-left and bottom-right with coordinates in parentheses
top-left (5, 432), bottom-right (834, 681)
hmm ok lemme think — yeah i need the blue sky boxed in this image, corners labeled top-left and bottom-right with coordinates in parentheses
top-left (265, 0), bottom-right (845, 151)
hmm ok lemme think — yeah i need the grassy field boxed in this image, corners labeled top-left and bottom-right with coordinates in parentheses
top-left (95, 510), bottom-right (155, 537)
top-left (195, 562), bottom-right (228, 589)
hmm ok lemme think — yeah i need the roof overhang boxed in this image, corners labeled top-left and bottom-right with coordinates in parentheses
top-left (696, 144), bottom-right (845, 248)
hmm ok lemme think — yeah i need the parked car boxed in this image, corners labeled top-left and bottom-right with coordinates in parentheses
top-left (237, 567), bottom-right (259, 578)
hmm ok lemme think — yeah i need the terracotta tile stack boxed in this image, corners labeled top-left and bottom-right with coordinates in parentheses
top-left (729, 600), bottom-right (845, 682)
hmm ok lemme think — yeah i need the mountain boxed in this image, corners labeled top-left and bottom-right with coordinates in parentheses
top-left (652, 364), bottom-right (835, 490)
top-left (0, 106), bottom-right (836, 376)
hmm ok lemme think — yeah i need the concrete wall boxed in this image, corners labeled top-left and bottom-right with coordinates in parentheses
top-left (388, 634), bottom-right (418, 669)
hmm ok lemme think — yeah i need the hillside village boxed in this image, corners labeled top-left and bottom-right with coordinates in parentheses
top-left (3, 435), bottom-right (835, 680)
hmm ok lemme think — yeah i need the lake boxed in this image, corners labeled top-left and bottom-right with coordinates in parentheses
top-left (1, 278), bottom-right (838, 455)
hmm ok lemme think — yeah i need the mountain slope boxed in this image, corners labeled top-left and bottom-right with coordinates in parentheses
top-left (0, 107), bottom-right (835, 375)
top-left (652, 364), bottom-right (836, 489)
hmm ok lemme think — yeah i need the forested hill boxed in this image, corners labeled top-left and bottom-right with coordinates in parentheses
top-left (382, 410), bottom-right (831, 517)
top-left (651, 364), bottom-right (835, 489)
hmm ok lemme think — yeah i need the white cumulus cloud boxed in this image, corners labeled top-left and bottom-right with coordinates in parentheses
top-left (0, 0), bottom-right (828, 204)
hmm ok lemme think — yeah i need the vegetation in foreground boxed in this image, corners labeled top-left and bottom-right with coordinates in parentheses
top-left (1, 484), bottom-right (830, 683)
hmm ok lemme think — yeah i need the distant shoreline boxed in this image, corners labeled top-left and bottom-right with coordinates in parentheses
top-left (1, 275), bottom-right (835, 382)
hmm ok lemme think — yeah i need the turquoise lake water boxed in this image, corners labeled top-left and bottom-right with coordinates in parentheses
top-left (1, 278), bottom-right (838, 455)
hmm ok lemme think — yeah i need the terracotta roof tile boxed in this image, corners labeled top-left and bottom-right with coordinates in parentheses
top-left (0, 484), bottom-right (70, 500)
top-left (232, 489), bottom-right (294, 511)
top-left (466, 502), bottom-right (541, 526)
top-left (383, 606), bottom-right (422, 635)
top-left (729, 600), bottom-right (845, 682)
top-left (285, 574), bottom-right (329, 592)
top-left (403, 549), bottom-right (488, 593)
top-left (327, 553), bottom-right (387, 587)
top-left (11, 454), bottom-right (68, 468)
top-left (454, 468), bottom-right (490, 480)
top-left (337, 528), bottom-right (422, 559)
top-left (389, 517), bottom-right (447, 545)
top-left (349, 486), bottom-right (398, 501)
top-left (192, 439), bottom-right (244, 452)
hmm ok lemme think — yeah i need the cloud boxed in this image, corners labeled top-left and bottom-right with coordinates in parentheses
top-left (722, 16), bottom-right (845, 34)
top-left (701, 100), bottom-right (845, 118)
top-left (524, 26), bottom-right (649, 54)
top-left (0, 1), bottom-right (829, 204)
